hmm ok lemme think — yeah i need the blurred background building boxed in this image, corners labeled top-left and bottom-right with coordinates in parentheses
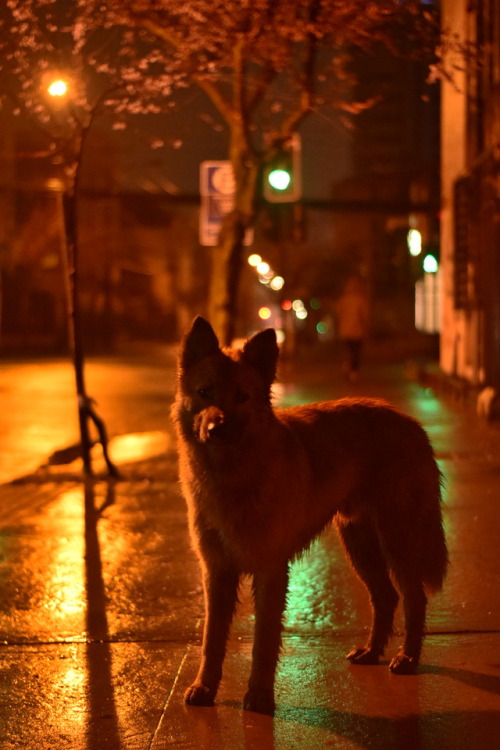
top-left (0, 40), bottom-right (438, 356)
top-left (1, 0), bottom-right (499, 400)
top-left (440, 0), bottom-right (500, 392)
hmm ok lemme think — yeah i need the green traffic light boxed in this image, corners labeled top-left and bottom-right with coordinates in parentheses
top-left (268, 168), bottom-right (291, 191)
top-left (423, 254), bottom-right (438, 273)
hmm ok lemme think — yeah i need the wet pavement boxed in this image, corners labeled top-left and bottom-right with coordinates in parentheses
top-left (0, 349), bottom-right (500, 748)
top-left (0, 347), bottom-right (176, 484)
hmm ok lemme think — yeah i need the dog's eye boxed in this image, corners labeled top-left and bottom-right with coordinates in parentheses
top-left (197, 387), bottom-right (213, 400)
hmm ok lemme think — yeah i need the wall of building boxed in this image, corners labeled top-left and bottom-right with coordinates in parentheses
top-left (440, 0), bottom-right (471, 379)
top-left (440, 0), bottom-right (500, 388)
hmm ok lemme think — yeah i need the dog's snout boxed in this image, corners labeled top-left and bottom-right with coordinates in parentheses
top-left (207, 418), bottom-right (222, 437)
top-left (196, 406), bottom-right (225, 443)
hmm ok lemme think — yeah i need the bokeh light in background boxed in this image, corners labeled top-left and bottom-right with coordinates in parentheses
top-left (257, 261), bottom-right (270, 275)
top-left (407, 228), bottom-right (422, 257)
top-left (270, 276), bottom-right (285, 291)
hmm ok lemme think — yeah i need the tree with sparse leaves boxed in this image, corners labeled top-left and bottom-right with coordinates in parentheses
top-left (2, 1), bottom-right (464, 355)
top-left (84, 0), bottom-right (446, 344)
top-left (0, 0), bottom-right (176, 476)
top-left (2, 1), bottom-right (454, 352)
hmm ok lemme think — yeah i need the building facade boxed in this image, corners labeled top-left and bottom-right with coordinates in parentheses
top-left (440, 0), bottom-right (500, 389)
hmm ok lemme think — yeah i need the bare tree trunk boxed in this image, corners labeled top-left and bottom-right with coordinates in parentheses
top-left (61, 190), bottom-right (94, 474)
top-left (61, 189), bottom-right (118, 478)
top-left (207, 212), bottom-right (246, 345)
top-left (208, 131), bottom-right (259, 346)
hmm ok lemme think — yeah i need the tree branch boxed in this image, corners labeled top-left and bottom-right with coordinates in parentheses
top-left (138, 17), bottom-right (234, 124)
top-left (233, 35), bottom-right (244, 119)
top-left (274, 23), bottom-right (318, 143)
top-left (245, 63), bottom-right (277, 115)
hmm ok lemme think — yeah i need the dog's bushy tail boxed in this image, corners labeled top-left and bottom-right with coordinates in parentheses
top-left (420, 471), bottom-right (448, 594)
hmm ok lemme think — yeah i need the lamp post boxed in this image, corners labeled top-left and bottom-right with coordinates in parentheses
top-left (46, 75), bottom-right (118, 477)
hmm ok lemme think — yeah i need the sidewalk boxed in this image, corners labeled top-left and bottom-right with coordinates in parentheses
top-left (0, 356), bottom-right (499, 749)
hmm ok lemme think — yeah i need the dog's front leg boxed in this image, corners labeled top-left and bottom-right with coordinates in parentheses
top-left (244, 564), bottom-right (289, 715)
top-left (185, 565), bottom-right (240, 707)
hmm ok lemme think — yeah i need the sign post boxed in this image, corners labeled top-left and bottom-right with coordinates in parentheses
top-left (199, 161), bottom-right (253, 246)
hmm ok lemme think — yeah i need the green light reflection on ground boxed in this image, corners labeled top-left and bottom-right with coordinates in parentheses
top-left (285, 534), bottom-right (362, 634)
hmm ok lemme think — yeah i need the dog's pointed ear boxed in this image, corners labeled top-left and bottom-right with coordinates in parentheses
top-left (242, 328), bottom-right (279, 385)
top-left (181, 316), bottom-right (220, 370)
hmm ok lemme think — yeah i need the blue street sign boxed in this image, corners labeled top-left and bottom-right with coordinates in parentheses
top-left (199, 162), bottom-right (253, 246)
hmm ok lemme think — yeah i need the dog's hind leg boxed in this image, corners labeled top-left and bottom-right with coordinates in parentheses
top-left (244, 564), bottom-right (289, 715)
top-left (335, 518), bottom-right (399, 665)
top-left (185, 565), bottom-right (240, 706)
top-left (388, 579), bottom-right (427, 675)
top-left (378, 521), bottom-right (429, 674)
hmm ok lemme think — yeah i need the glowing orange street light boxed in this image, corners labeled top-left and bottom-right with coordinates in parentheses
top-left (47, 79), bottom-right (68, 97)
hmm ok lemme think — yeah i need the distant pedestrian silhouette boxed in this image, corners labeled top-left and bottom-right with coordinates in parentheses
top-left (335, 277), bottom-right (370, 381)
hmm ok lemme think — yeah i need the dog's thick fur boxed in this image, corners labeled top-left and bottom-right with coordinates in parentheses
top-left (172, 317), bottom-right (448, 714)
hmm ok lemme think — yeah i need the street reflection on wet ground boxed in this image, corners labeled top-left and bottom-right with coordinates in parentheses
top-left (0, 355), bottom-right (499, 747)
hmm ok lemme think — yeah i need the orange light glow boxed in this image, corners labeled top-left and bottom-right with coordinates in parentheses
top-left (270, 276), bottom-right (285, 291)
top-left (48, 79), bottom-right (68, 97)
top-left (248, 253), bottom-right (262, 267)
top-left (258, 306), bottom-right (272, 320)
top-left (257, 261), bottom-right (270, 275)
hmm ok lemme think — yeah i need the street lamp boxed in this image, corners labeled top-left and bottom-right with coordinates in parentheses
top-left (44, 72), bottom-right (118, 477)
top-left (47, 78), bottom-right (68, 97)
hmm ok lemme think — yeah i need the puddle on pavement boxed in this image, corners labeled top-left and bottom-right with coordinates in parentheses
top-left (107, 430), bottom-right (170, 464)
top-left (46, 430), bottom-right (171, 475)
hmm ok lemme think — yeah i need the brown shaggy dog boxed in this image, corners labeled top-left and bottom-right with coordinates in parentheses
top-left (172, 317), bottom-right (447, 715)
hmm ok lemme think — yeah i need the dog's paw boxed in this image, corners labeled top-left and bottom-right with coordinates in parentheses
top-left (389, 652), bottom-right (417, 675)
top-left (346, 646), bottom-right (380, 665)
top-left (184, 683), bottom-right (216, 706)
top-left (243, 687), bottom-right (275, 715)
